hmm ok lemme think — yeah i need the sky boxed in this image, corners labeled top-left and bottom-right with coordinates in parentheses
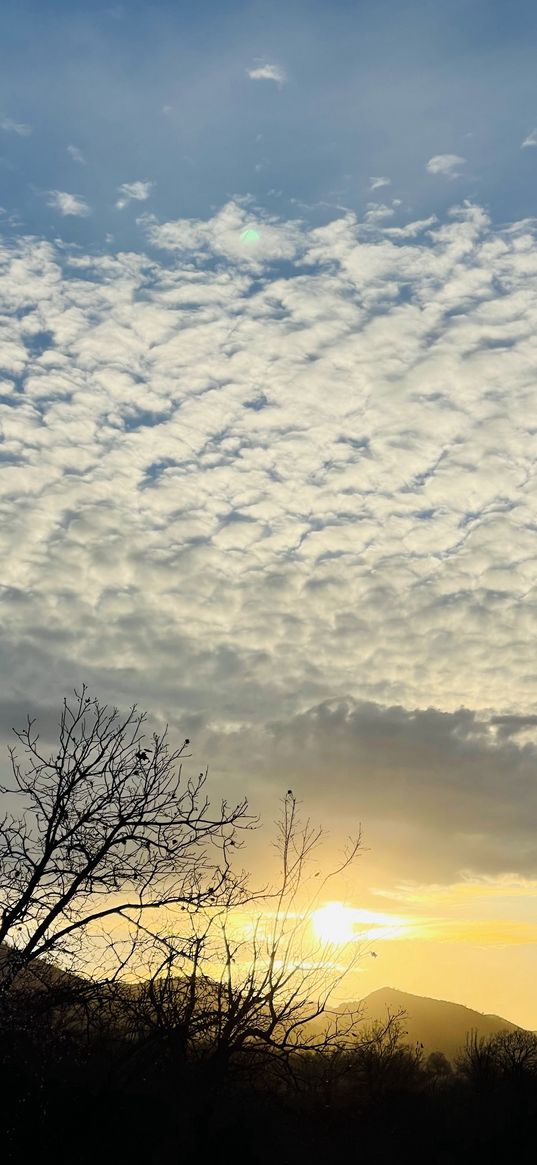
top-left (2, 0), bottom-right (537, 1027)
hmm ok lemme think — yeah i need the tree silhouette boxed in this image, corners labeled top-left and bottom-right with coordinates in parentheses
top-left (0, 688), bottom-right (254, 991)
top-left (425, 1049), bottom-right (453, 1080)
top-left (100, 792), bottom-right (366, 1087)
top-left (488, 1029), bottom-right (537, 1078)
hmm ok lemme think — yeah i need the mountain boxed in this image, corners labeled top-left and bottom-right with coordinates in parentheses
top-left (347, 986), bottom-right (522, 1061)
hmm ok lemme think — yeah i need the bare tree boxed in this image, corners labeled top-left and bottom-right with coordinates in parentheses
top-left (487, 1029), bottom-right (537, 1078)
top-left (197, 794), bottom-right (364, 1079)
top-left (0, 688), bottom-right (254, 991)
top-left (455, 1029), bottom-right (500, 1087)
top-left (107, 793), bottom-right (368, 1088)
top-left (346, 1015), bottom-right (424, 1100)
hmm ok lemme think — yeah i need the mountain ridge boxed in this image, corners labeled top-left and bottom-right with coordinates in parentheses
top-left (340, 986), bottom-right (523, 1060)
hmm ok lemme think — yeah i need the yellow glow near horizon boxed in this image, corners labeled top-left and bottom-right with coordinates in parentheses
top-left (81, 883), bottom-right (537, 1029)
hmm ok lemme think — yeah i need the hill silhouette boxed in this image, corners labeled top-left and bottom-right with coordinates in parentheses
top-left (1, 943), bottom-right (527, 1065)
top-left (346, 986), bottom-right (522, 1060)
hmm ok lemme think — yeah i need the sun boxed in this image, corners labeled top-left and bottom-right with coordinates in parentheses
top-left (311, 902), bottom-right (356, 946)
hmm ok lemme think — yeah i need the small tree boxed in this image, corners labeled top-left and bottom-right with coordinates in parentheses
top-left (488, 1030), bottom-right (537, 1079)
top-left (425, 1050), bottom-right (453, 1080)
top-left (455, 1030), bottom-right (499, 1088)
top-left (348, 1016), bottom-right (423, 1100)
top-left (103, 793), bottom-right (366, 1088)
top-left (0, 688), bottom-right (254, 991)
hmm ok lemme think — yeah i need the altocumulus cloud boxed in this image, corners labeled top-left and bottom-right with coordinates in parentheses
top-left (46, 190), bottom-right (91, 216)
top-left (0, 115), bottom-right (32, 137)
top-left (2, 199), bottom-right (537, 878)
top-left (67, 145), bottom-right (86, 165)
top-left (247, 62), bottom-right (286, 85)
top-left (426, 154), bottom-right (466, 178)
top-left (116, 180), bottom-right (154, 210)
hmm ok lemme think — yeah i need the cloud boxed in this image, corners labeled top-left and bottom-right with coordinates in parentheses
top-left (426, 153), bottom-right (466, 178)
top-left (489, 714), bottom-right (537, 739)
top-left (198, 696), bottom-right (537, 883)
top-left (116, 180), bottom-right (154, 210)
top-left (141, 199), bottom-right (303, 268)
top-left (67, 144), bottom-right (86, 165)
top-left (521, 129), bottom-right (537, 148)
top-left (46, 190), bottom-right (91, 216)
top-left (416, 918), bottom-right (537, 946)
top-left (2, 200), bottom-right (537, 883)
top-left (0, 116), bottom-right (32, 136)
top-left (364, 202), bottom-right (395, 224)
top-left (369, 176), bottom-right (391, 191)
top-left (247, 63), bottom-right (286, 86)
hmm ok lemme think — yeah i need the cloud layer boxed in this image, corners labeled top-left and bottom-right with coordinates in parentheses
top-left (1, 199), bottom-right (537, 877)
top-left (210, 698), bottom-right (537, 881)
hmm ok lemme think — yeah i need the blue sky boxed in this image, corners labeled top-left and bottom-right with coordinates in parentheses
top-left (3, 0), bottom-right (537, 1022)
top-left (2, 0), bottom-right (537, 245)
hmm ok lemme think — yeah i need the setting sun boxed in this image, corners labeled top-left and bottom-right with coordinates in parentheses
top-left (311, 902), bottom-right (356, 945)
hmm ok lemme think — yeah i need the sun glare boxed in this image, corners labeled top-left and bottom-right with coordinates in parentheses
top-left (311, 902), bottom-right (356, 945)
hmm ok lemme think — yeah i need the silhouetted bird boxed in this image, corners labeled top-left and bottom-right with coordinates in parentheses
top-left (370, 951), bottom-right (378, 958)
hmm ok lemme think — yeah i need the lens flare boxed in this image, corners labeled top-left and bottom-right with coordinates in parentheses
top-left (240, 227), bottom-right (261, 244)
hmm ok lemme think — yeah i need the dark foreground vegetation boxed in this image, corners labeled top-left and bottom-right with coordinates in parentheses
top-left (2, 978), bottom-right (537, 1165)
top-left (1, 690), bottom-right (535, 1163)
